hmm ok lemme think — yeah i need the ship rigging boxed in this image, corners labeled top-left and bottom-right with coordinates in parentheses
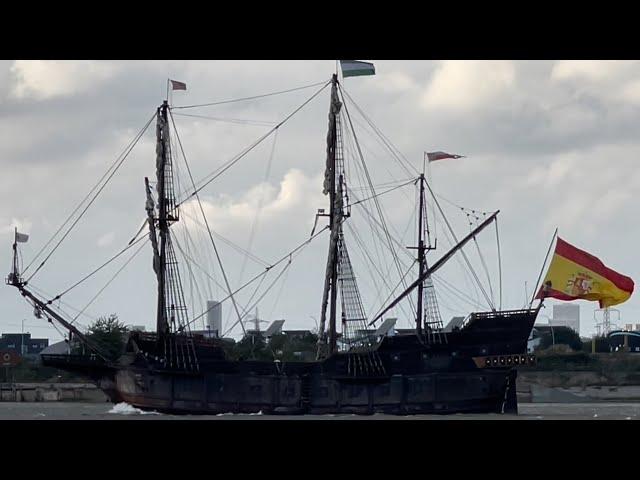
top-left (6, 62), bottom-right (538, 415)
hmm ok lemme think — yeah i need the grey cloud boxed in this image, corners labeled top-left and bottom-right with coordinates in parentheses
top-left (1, 60), bottom-right (638, 341)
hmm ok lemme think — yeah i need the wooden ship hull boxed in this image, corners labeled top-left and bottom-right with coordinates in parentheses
top-left (41, 308), bottom-right (537, 415)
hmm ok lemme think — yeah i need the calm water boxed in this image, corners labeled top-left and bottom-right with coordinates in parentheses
top-left (0, 402), bottom-right (639, 420)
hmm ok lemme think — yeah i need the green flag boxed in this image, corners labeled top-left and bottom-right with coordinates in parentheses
top-left (340, 60), bottom-right (375, 78)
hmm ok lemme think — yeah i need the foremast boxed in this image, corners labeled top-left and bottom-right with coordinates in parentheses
top-left (146, 100), bottom-right (197, 370)
top-left (151, 101), bottom-right (174, 338)
top-left (318, 74), bottom-right (343, 357)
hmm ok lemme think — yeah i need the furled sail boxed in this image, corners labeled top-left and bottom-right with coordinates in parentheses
top-left (323, 82), bottom-right (342, 196)
top-left (144, 178), bottom-right (160, 276)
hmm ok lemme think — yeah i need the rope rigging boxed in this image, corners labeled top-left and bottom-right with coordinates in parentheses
top-left (169, 109), bottom-right (247, 335)
top-left (29, 283), bottom-right (95, 327)
top-left (174, 80), bottom-right (331, 206)
top-left (424, 180), bottom-right (495, 310)
top-left (172, 230), bottom-right (271, 334)
top-left (431, 273), bottom-right (486, 310)
top-left (178, 208), bottom-right (270, 267)
top-left (369, 259), bottom-right (419, 325)
top-left (71, 238), bottom-right (148, 324)
top-left (44, 233), bottom-right (149, 305)
top-left (221, 256), bottom-right (293, 337)
top-left (430, 207), bottom-right (483, 307)
top-left (338, 84), bottom-right (414, 318)
top-left (172, 112), bottom-right (277, 127)
top-left (10, 72), bottom-right (516, 350)
top-left (171, 80), bottom-right (329, 110)
top-left (333, 90), bottom-right (501, 321)
top-left (236, 129), bottom-right (279, 300)
top-left (340, 87), bottom-right (418, 178)
top-left (181, 225), bottom-right (330, 332)
top-left (348, 178), bottom-right (415, 208)
top-left (24, 112), bottom-right (156, 282)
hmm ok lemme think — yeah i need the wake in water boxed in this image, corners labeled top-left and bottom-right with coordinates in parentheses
top-left (108, 402), bottom-right (161, 415)
top-left (216, 411), bottom-right (263, 416)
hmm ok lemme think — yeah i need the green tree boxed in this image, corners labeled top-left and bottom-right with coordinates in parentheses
top-left (85, 314), bottom-right (128, 360)
top-left (582, 335), bottom-right (610, 353)
top-left (538, 326), bottom-right (583, 351)
top-left (268, 332), bottom-right (318, 361)
top-left (232, 334), bottom-right (271, 361)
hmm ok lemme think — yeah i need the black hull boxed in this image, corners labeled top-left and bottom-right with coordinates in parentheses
top-left (41, 308), bottom-right (536, 416)
top-left (108, 368), bottom-right (518, 416)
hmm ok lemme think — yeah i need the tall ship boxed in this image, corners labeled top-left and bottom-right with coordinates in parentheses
top-left (7, 62), bottom-right (540, 415)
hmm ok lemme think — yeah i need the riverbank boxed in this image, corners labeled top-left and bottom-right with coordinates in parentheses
top-left (0, 382), bottom-right (108, 402)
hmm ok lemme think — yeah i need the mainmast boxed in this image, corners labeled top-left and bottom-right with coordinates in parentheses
top-left (318, 74), bottom-right (344, 356)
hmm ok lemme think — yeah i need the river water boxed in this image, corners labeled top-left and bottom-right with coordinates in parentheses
top-left (0, 402), bottom-right (639, 419)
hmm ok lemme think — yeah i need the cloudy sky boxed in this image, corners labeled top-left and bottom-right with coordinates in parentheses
top-left (1, 60), bottom-right (639, 343)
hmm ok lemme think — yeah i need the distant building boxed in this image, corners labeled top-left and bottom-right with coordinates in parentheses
top-left (608, 330), bottom-right (640, 352)
top-left (127, 325), bottom-right (146, 332)
top-left (206, 300), bottom-right (222, 338)
top-left (551, 304), bottom-right (580, 334)
top-left (40, 340), bottom-right (72, 355)
top-left (444, 316), bottom-right (466, 332)
top-left (0, 333), bottom-right (49, 358)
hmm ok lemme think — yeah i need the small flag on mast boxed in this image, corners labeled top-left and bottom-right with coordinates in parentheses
top-left (15, 232), bottom-right (29, 243)
top-left (340, 60), bottom-right (375, 78)
top-left (170, 80), bottom-right (187, 91)
top-left (426, 151), bottom-right (465, 163)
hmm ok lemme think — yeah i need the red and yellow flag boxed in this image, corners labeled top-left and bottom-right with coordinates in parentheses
top-left (536, 237), bottom-right (634, 308)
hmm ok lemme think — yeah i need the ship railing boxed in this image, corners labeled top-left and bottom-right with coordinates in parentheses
top-left (460, 308), bottom-right (539, 329)
top-left (459, 314), bottom-right (473, 329)
top-left (40, 354), bottom-right (109, 366)
top-left (338, 334), bottom-right (381, 353)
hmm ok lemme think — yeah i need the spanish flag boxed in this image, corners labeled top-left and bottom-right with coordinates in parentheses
top-left (536, 237), bottom-right (634, 308)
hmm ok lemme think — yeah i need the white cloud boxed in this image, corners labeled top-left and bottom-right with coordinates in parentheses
top-left (4, 60), bottom-right (640, 339)
top-left (421, 60), bottom-right (516, 111)
top-left (550, 60), bottom-right (640, 107)
top-left (618, 80), bottom-right (640, 105)
top-left (97, 231), bottom-right (115, 247)
top-left (370, 71), bottom-right (418, 93)
top-left (550, 60), bottom-right (632, 82)
top-left (10, 61), bottom-right (120, 100)
top-left (182, 168), bottom-right (325, 235)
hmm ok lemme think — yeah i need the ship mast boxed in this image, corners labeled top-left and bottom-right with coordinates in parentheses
top-left (155, 101), bottom-right (171, 337)
top-left (369, 211), bottom-right (500, 326)
top-left (415, 174), bottom-right (426, 334)
top-left (318, 74), bottom-right (344, 357)
top-left (148, 100), bottom-right (189, 341)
